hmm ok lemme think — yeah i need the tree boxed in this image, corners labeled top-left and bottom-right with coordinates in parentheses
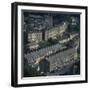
top-left (48, 38), bottom-right (58, 44)
top-left (24, 31), bottom-right (28, 45)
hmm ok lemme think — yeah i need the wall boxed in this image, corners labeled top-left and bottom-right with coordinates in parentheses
top-left (0, 0), bottom-right (89, 89)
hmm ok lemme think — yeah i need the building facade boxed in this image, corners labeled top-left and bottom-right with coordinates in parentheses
top-left (27, 23), bottom-right (67, 43)
top-left (45, 24), bottom-right (67, 40)
top-left (28, 31), bottom-right (42, 43)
